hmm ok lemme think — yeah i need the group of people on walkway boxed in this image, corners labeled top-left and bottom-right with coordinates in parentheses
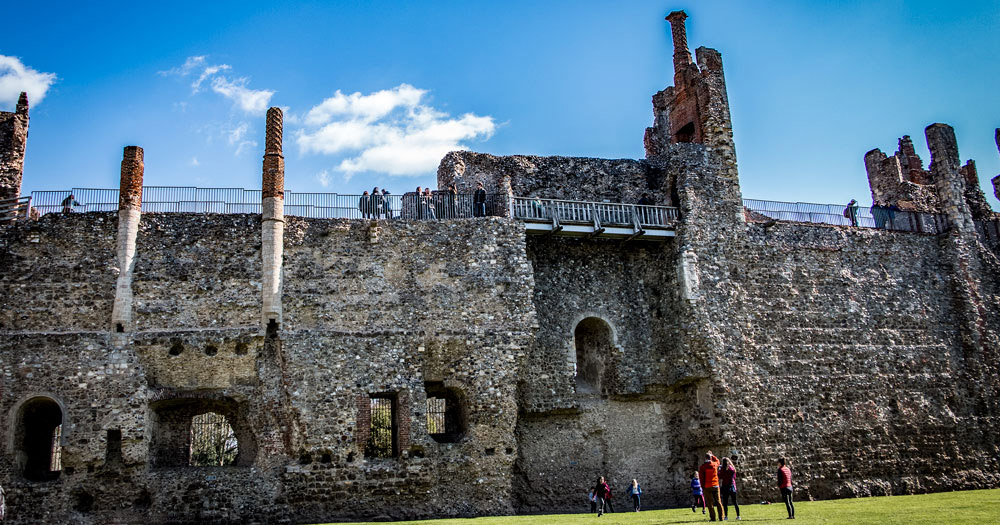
top-left (359, 183), bottom-right (492, 220)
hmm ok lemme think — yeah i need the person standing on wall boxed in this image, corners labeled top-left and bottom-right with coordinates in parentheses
top-left (628, 478), bottom-right (642, 512)
top-left (691, 471), bottom-right (706, 514)
top-left (473, 181), bottom-right (487, 217)
top-left (777, 457), bottom-right (795, 519)
top-left (843, 199), bottom-right (859, 227)
top-left (359, 191), bottom-right (371, 219)
top-left (719, 457), bottom-right (741, 520)
top-left (61, 193), bottom-right (81, 214)
top-left (593, 476), bottom-right (611, 517)
top-left (699, 452), bottom-right (725, 521)
top-left (372, 187), bottom-right (384, 219)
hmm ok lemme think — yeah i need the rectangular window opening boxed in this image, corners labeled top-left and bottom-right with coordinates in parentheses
top-left (427, 397), bottom-right (446, 435)
top-left (365, 395), bottom-right (397, 458)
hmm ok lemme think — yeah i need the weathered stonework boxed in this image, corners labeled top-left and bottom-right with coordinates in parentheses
top-left (2, 10), bottom-right (1000, 525)
top-left (0, 92), bottom-right (29, 202)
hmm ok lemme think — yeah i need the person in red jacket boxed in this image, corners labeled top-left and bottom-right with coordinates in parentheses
top-left (777, 458), bottom-right (794, 519)
top-left (698, 452), bottom-right (724, 521)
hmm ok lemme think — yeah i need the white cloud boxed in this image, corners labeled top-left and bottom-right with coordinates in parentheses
top-left (211, 77), bottom-right (273, 115)
top-left (297, 84), bottom-right (495, 177)
top-left (226, 121), bottom-right (257, 156)
top-left (316, 169), bottom-right (331, 187)
top-left (161, 56), bottom-right (273, 115)
top-left (189, 157), bottom-right (200, 167)
top-left (0, 55), bottom-right (57, 108)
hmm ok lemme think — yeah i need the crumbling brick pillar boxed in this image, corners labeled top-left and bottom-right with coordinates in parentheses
top-left (926, 123), bottom-right (974, 234)
top-left (261, 107), bottom-right (285, 332)
top-left (0, 92), bottom-right (29, 202)
top-left (111, 146), bottom-right (143, 333)
top-left (666, 11), bottom-right (693, 82)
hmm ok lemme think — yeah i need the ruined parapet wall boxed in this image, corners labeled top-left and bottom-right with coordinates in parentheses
top-left (131, 214), bottom-right (262, 330)
top-left (709, 222), bottom-right (1000, 501)
top-left (865, 130), bottom-right (993, 220)
top-left (0, 93), bottom-right (29, 202)
top-left (0, 213), bottom-right (117, 331)
top-left (437, 152), bottom-right (673, 205)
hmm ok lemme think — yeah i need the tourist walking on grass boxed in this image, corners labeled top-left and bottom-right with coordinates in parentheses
top-left (628, 479), bottom-right (642, 512)
top-left (777, 457), bottom-right (795, 519)
top-left (588, 489), bottom-right (597, 514)
top-left (699, 452), bottom-right (724, 521)
top-left (593, 476), bottom-right (611, 517)
top-left (691, 471), bottom-right (705, 514)
top-left (719, 457), bottom-right (741, 520)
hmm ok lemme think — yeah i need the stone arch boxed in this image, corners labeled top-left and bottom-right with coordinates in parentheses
top-left (7, 394), bottom-right (67, 481)
top-left (148, 395), bottom-right (257, 468)
top-left (573, 316), bottom-right (616, 395)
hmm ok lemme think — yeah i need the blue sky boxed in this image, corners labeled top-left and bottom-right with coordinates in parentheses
top-left (2, 0), bottom-right (998, 207)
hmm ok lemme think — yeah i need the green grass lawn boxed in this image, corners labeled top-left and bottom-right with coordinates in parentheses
top-left (329, 489), bottom-right (999, 525)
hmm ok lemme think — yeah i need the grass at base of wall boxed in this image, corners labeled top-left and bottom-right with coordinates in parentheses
top-left (327, 488), bottom-right (1000, 525)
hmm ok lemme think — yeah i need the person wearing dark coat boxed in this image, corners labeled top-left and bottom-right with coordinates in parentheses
top-left (593, 476), bottom-right (611, 517)
top-left (473, 182), bottom-right (487, 217)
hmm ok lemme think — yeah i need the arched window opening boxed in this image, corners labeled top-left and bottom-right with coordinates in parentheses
top-left (189, 412), bottom-right (237, 466)
top-left (424, 382), bottom-right (466, 443)
top-left (574, 317), bottom-right (613, 395)
top-left (17, 397), bottom-right (63, 481)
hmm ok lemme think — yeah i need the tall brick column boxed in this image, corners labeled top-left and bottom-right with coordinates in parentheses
top-left (0, 92), bottom-right (29, 202)
top-left (111, 146), bottom-right (143, 333)
top-left (665, 11), bottom-right (693, 78)
top-left (261, 107), bottom-right (285, 332)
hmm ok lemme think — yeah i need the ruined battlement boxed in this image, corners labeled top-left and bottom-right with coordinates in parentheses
top-left (1, 11), bottom-right (999, 525)
top-left (0, 92), bottom-right (29, 203)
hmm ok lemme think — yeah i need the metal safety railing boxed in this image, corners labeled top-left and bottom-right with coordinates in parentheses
top-left (512, 197), bottom-right (679, 229)
top-left (743, 198), bottom-right (951, 234)
top-left (0, 196), bottom-right (32, 223)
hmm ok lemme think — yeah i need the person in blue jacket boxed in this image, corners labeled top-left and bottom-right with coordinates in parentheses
top-left (628, 478), bottom-right (643, 511)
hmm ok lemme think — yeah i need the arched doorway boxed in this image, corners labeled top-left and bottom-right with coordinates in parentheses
top-left (15, 397), bottom-right (64, 481)
top-left (574, 317), bottom-right (614, 395)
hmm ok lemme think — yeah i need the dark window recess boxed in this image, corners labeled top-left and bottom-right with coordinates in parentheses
top-left (189, 412), bottom-right (237, 466)
top-left (424, 382), bottom-right (466, 443)
top-left (675, 122), bottom-right (696, 143)
top-left (115, 323), bottom-right (124, 333)
top-left (574, 317), bottom-right (613, 395)
top-left (105, 429), bottom-right (123, 464)
top-left (16, 397), bottom-right (63, 481)
top-left (364, 395), bottom-right (397, 458)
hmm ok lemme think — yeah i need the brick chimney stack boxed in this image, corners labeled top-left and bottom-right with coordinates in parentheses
top-left (261, 107), bottom-right (285, 333)
top-left (666, 11), bottom-right (693, 79)
top-left (111, 146), bottom-right (144, 333)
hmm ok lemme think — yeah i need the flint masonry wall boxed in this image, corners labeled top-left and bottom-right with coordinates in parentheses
top-left (0, 213), bottom-right (537, 524)
top-left (514, 236), bottom-right (709, 512)
top-left (700, 222), bottom-right (1000, 502)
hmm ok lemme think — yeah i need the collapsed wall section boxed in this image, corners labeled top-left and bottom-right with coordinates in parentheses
top-left (437, 152), bottom-right (674, 206)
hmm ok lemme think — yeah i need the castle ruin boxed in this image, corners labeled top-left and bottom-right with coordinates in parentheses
top-left (1, 10), bottom-right (999, 524)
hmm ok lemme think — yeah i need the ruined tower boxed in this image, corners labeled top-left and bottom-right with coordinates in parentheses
top-left (0, 92), bottom-right (29, 202)
top-left (261, 107), bottom-right (285, 333)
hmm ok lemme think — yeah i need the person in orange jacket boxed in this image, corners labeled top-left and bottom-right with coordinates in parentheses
top-left (698, 451), bottom-right (725, 521)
